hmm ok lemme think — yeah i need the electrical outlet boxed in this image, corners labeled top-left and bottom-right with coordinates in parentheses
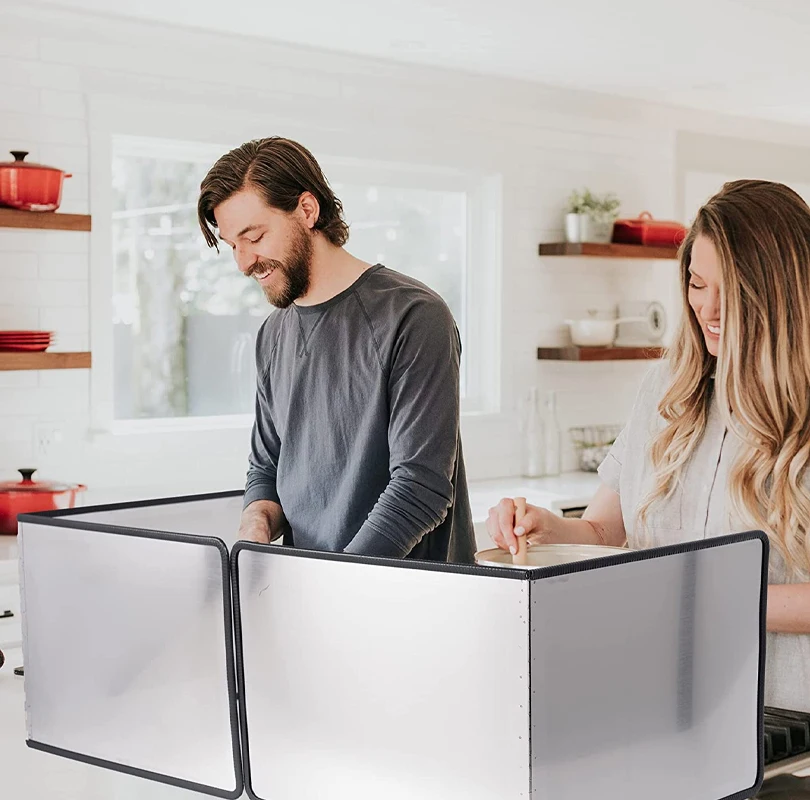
top-left (34, 424), bottom-right (63, 459)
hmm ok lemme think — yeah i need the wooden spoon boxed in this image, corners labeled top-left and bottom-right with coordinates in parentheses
top-left (513, 496), bottom-right (528, 566)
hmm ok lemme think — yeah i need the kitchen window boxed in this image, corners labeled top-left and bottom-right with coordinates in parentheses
top-left (109, 137), bottom-right (500, 429)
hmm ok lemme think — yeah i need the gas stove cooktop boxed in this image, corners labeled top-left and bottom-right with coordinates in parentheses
top-left (759, 707), bottom-right (810, 798)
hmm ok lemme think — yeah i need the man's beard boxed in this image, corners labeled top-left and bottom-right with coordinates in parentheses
top-left (247, 223), bottom-right (313, 309)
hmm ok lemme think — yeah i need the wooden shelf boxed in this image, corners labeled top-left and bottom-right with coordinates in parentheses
top-left (538, 242), bottom-right (679, 260)
top-left (538, 346), bottom-right (665, 362)
top-left (0, 208), bottom-right (91, 232)
top-left (0, 351), bottom-right (92, 371)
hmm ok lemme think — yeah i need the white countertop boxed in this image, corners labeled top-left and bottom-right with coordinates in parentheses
top-left (467, 470), bottom-right (600, 521)
top-left (0, 539), bottom-right (18, 565)
top-left (0, 471), bottom-right (602, 564)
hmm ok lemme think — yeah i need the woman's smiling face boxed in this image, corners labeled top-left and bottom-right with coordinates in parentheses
top-left (687, 234), bottom-right (723, 357)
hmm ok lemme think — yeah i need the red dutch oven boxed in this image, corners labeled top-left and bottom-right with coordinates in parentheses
top-left (612, 211), bottom-right (688, 248)
top-left (0, 469), bottom-right (87, 535)
top-left (0, 151), bottom-right (72, 212)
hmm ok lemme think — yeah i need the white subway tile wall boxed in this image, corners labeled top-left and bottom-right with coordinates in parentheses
top-left (0, 3), bottom-right (806, 493)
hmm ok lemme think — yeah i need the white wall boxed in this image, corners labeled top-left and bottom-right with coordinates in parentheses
top-left (3, 3), bottom-right (810, 495)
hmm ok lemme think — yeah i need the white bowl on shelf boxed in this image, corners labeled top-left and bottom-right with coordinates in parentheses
top-left (565, 318), bottom-right (618, 347)
top-left (565, 314), bottom-right (649, 347)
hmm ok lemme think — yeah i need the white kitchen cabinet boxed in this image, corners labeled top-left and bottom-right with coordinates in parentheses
top-left (0, 559), bottom-right (21, 653)
top-left (0, 615), bottom-right (21, 653)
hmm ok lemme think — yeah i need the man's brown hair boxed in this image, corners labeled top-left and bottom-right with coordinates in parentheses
top-left (198, 137), bottom-right (349, 249)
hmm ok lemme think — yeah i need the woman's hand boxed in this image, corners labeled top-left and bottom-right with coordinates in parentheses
top-left (486, 485), bottom-right (628, 554)
top-left (486, 498), bottom-right (565, 554)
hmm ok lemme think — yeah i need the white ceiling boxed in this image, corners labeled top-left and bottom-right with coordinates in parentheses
top-left (41, 0), bottom-right (810, 126)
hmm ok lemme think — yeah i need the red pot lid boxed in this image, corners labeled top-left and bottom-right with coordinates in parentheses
top-left (0, 468), bottom-right (79, 493)
top-left (0, 151), bottom-right (65, 173)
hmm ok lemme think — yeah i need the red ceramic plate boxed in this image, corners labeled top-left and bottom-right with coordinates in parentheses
top-left (0, 343), bottom-right (50, 352)
top-left (0, 330), bottom-right (52, 336)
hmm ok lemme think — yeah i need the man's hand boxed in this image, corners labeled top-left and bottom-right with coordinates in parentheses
top-left (238, 500), bottom-right (285, 544)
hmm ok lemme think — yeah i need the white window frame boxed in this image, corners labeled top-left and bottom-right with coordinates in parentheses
top-left (87, 97), bottom-right (501, 440)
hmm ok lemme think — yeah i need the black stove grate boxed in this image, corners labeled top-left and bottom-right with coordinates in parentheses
top-left (765, 708), bottom-right (810, 766)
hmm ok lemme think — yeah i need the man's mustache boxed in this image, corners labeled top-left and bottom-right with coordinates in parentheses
top-left (247, 259), bottom-right (284, 279)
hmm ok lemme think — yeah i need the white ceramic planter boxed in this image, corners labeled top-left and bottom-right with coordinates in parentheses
top-left (565, 213), bottom-right (616, 244)
top-left (564, 213), bottom-right (585, 243)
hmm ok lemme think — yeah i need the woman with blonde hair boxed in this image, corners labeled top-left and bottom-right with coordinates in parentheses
top-left (489, 179), bottom-right (810, 712)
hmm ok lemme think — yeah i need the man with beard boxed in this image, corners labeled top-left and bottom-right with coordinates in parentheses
top-left (197, 137), bottom-right (474, 562)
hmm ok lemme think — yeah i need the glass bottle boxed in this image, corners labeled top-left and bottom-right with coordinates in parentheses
top-left (521, 387), bottom-right (546, 478)
top-left (544, 390), bottom-right (562, 476)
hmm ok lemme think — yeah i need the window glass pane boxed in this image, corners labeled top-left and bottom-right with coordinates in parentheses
top-left (112, 151), bottom-right (266, 420)
top-left (112, 145), bottom-right (469, 421)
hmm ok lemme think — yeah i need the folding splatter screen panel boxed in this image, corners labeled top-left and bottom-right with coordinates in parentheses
top-left (234, 544), bottom-right (532, 800)
top-left (528, 536), bottom-right (765, 800)
top-left (17, 494), bottom-right (766, 800)
top-left (18, 518), bottom-right (242, 798)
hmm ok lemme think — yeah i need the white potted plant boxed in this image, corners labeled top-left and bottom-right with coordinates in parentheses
top-left (565, 189), bottom-right (621, 243)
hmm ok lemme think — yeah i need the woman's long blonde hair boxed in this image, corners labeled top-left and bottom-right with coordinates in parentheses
top-left (639, 179), bottom-right (810, 577)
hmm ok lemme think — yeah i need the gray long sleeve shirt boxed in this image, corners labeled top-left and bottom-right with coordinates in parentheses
top-left (243, 264), bottom-right (475, 563)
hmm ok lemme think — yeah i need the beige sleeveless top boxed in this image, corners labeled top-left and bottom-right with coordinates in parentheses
top-left (598, 362), bottom-right (810, 712)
